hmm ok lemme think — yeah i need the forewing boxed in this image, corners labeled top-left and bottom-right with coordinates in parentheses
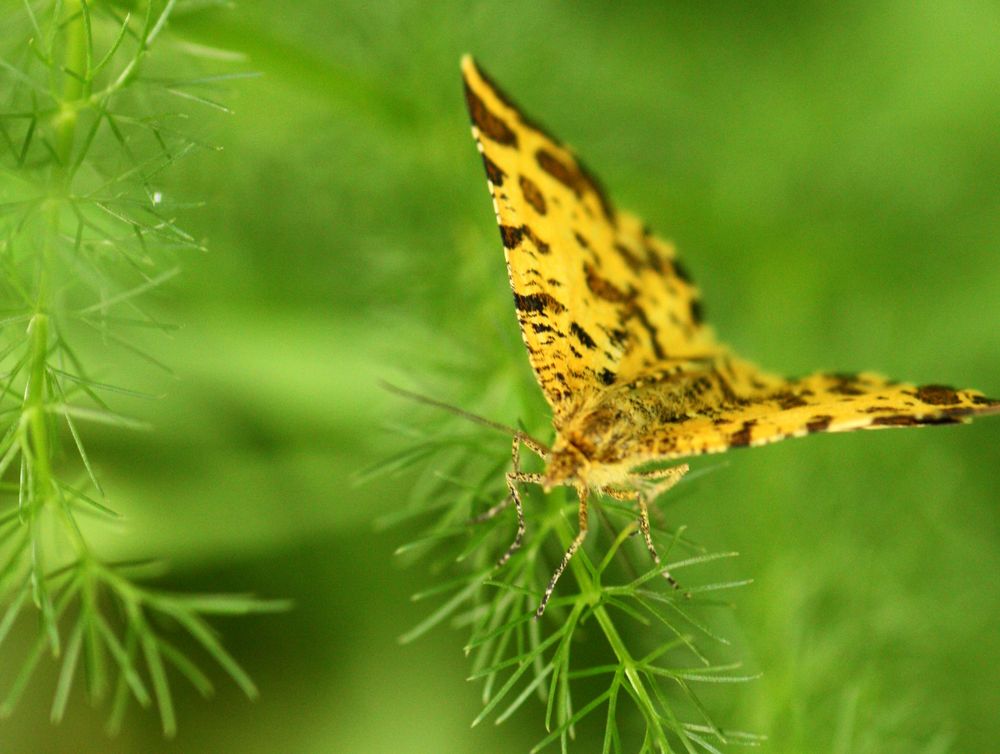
top-left (461, 56), bottom-right (719, 424)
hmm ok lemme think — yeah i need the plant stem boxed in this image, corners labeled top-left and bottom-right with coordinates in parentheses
top-left (553, 513), bottom-right (671, 748)
top-left (55, 0), bottom-right (86, 171)
top-left (23, 0), bottom-right (91, 559)
top-left (25, 312), bottom-right (52, 490)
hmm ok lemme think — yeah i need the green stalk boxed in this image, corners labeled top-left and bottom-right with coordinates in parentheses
top-left (553, 513), bottom-right (671, 747)
top-left (24, 0), bottom-right (91, 557)
top-left (55, 0), bottom-right (86, 171)
top-left (25, 312), bottom-right (52, 490)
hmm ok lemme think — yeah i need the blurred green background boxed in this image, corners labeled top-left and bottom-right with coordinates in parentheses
top-left (6, 1), bottom-right (999, 752)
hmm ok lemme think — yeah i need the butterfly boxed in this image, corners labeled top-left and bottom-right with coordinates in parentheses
top-left (460, 55), bottom-right (1000, 616)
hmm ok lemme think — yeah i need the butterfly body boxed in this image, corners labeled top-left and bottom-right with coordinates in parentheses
top-left (459, 55), bottom-right (999, 615)
top-left (545, 367), bottom-right (717, 483)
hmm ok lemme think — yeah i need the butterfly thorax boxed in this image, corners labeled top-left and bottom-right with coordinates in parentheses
top-left (545, 367), bottom-right (741, 488)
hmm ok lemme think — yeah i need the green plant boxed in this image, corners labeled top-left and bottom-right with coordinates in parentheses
top-left (0, 0), bottom-right (285, 735)
top-left (377, 364), bottom-right (762, 752)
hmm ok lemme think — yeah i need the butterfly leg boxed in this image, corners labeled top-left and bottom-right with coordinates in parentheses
top-left (471, 431), bottom-right (547, 525)
top-left (634, 463), bottom-right (690, 485)
top-left (636, 495), bottom-right (680, 590)
top-left (496, 435), bottom-right (543, 568)
top-left (469, 493), bottom-right (512, 524)
top-left (536, 484), bottom-right (589, 618)
top-left (633, 464), bottom-right (689, 592)
top-left (515, 430), bottom-right (550, 461)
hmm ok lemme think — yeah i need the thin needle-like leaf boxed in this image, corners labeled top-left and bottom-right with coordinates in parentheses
top-left (77, 267), bottom-right (179, 314)
top-left (157, 606), bottom-right (258, 699)
top-left (140, 630), bottom-right (175, 736)
top-left (91, 12), bottom-right (131, 77)
top-left (530, 688), bottom-right (614, 754)
top-left (0, 629), bottom-right (50, 716)
top-left (50, 615), bottom-right (85, 722)
top-left (157, 638), bottom-right (214, 698)
top-left (399, 575), bottom-right (487, 645)
top-left (95, 615), bottom-right (151, 708)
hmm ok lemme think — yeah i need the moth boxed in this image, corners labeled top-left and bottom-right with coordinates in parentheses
top-left (459, 55), bottom-right (999, 616)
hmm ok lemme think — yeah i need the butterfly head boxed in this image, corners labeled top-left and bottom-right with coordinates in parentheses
top-left (541, 439), bottom-right (589, 492)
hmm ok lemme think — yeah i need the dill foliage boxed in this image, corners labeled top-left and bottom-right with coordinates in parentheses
top-left (378, 368), bottom-right (762, 753)
top-left (0, 0), bottom-right (285, 736)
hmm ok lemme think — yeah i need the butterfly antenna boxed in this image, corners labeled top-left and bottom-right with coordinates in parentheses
top-left (380, 381), bottom-right (526, 438)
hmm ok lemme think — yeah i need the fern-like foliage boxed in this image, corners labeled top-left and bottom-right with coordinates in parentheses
top-left (0, 0), bottom-right (285, 736)
top-left (377, 365), bottom-right (763, 752)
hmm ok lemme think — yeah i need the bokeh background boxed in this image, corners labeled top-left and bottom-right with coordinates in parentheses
top-left (5, 1), bottom-right (999, 752)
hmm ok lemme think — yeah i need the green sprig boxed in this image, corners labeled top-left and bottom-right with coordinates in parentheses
top-left (0, 0), bottom-right (286, 736)
top-left (379, 376), bottom-right (761, 752)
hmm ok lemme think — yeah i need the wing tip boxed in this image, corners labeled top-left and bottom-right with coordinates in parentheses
top-left (460, 54), bottom-right (490, 92)
top-left (971, 396), bottom-right (1000, 417)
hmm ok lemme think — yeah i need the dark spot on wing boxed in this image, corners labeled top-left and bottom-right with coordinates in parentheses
top-left (832, 386), bottom-right (866, 397)
top-left (971, 394), bottom-right (1000, 406)
top-left (522, 225), bottom-right (550, 254)
top-left (519, 175), bottom-right (547, 214)
top-left (631, 305), bottom-right (666, 360)
top-left (672, 258), bottom-right (693, 284)
top-left (729, 420), bottom-right (756, 447)
top-left (570, 321), bottom-right (598, 350)
top-left (598, 368), bottom-right (616, 386)
top-left (463, 81), bottom-right (517, 146)
top-left (574, 231), bottom-right (590, 250)
top-left (500, 225), bottom-right (522, 249)
top-left (828, 374), bottom-right (865, 396)
top-left (465, 59), bottom-right (516, 108)
top-left (916, 384), bottom-right (961, 406)
top-left (465, 59), bottom-right (570, 150)
top-left (870, 415), bottom-right (913, 427)
top-left (807, 415), bottom-right (833, 433)
top-left (871, 414), bottom-right (963, 427)
top-left (613, 243), bottom-right (644, 274)
top-left (531, 322), bottom-right (554, 334)
top-left (644, 245), bottom-right (663, 273)
top-left (535, 149), bottom-right (614, 221)
top-left (584, 263), bottom-right (629, 303)
top-left (774, 391), bottom-right (809, 410)
top-left (536, 148), bottom-right (578, 192)
top-left (689, 298), bottom-right (704, 325)
top-left (576, 158), bottom-right (615, 221)
top-left (514, 292), bottom-right (565, 314)
top-left (482, 155), bottom-right (505, 186)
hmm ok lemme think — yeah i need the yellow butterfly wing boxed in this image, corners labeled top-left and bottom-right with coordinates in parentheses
top-left (462, 56), bottom-right (719, 427)
top-left (462, 56), bottom-right (999, 470)
top-left (625, 366), bottom-right (998, 464)
top-left (558, 356), bottom-right (997, 468)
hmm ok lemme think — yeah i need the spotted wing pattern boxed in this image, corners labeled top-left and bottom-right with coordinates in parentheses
top-left (673, 371), bottom-right (1000, 457)
top-left (461, 56), bottom-right (719, 428)
top-left (568, 360), bottom-right (1000, 469)
top-left (462, 56), bottom-right (1000, 468)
